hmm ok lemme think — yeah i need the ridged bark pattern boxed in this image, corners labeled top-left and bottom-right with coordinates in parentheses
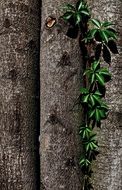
top-left (0, 1), bottom-right (40, 189)
top-left (40, 0), bottom-right (83, 189)
top-left (88, 0), bottom-right (122, 189)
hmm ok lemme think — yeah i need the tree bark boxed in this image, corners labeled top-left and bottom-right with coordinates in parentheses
top-left (40, 0), bottom-right (83, 189)
top-left (88, 0), bottom-right (122, 189)
top-left (0, 1), bottom-right (40, 189)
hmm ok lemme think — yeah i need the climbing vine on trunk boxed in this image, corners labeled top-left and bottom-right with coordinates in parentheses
top-left (60, 0), bottom-right (118, 189)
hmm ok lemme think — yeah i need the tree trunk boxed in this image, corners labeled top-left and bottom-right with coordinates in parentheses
top-left (88, 0), bottom-right (122, 189)
top-left (0, 1), bottom-right (40, 189)
top-left (40, 0), bottom-right (83, 189)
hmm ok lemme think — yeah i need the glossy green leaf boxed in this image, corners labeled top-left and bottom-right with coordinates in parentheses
top-left (82, 94), bottom-right (89, 103)
top-left (76, 13), bottom-right (81, 24)
top-left (102, 21), bottom-right (113, 28)
top-left (83, 69), bottom-right (92, 76)
top-left (89, 134), bottom-right (96, 141)
top-left (86, 144), bottom-right (90, 151)
top-left (91, 73), bottom-right (95, 84)
top-left (98, 68), bottom-right (111, 76)
top-left (95, 109), bottom-right (101, 121)
top-left (81, 10), bottom-right (89, 16)
top-left (92, 94), bottom-right (101, 104)
top-left (89, 29), bottom-right (97, 38)
top-left (107, 28), bottom-right (117, 34)
top-left (89, 109), bottom-right (95, 118)
top-left (90, 95), bottom-right (95, 106)
top-left (92, 61), bottom-right (100, 71)
top-left (101, 102), bottom-right (109, 110)
top-left (105, 29), bottom-right (117, 40)
top-left (91, 19), bottom-right (101, 28)
top-left (79, 125), bottom-right (92, 139)
top-left (99, 109), bottom-right (106, 118)
top-left (94, 90), bottom-right (102, 96)
top-left (78, 2), bottom-right (83, 11)
top-left (101, 30), bottom-right (109, 43)
top-left (62, 12), bottom-right (73, 20)
top-left (91, 142), bottom-right (98, 149)
top-left (96, 73), bottom-right (105, 86)
top-left (79, 157), bottom-right (91, 167)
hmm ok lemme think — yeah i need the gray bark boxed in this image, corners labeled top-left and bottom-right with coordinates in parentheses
top-left (88, 0), bottom-right (122, 190)
top-left (40, 0), bottom-right (122, 190)
top-left (0, 1), bottom-right (40, 189)
top-left (40, 0), bottom-right (83, 189)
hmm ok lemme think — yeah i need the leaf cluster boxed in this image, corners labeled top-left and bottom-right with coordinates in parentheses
top-left (85, 19), bottom-right (118, 64)
top-left (61, 0), bottom-right (90, 38)
top-left (62, 0), bottom-right (90, 25)
top-left (61, 0), bottom-right (118, 189)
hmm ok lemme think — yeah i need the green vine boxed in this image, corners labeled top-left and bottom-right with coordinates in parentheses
top-left (61, 0), bottom-right (118, 189)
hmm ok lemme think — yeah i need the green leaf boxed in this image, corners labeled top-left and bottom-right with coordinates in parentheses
top-left (80, 88), bottom-right (89, 94)
top-left (83, 69), bottom-right (92, 76)
top-left (76, 0), bottom-right (83, 11)
top-left (96, 73), bottom-right (105, 86)
top-left (79, 125), bottom-right (92, 139)
top-left (79, 158), bottom-right (91, 167)
top-left (85, 160), bottom-right (91, 166)
top-left (107, 28), bottom-right (117, 34)
top-left (94, 90), bottom-right (102, 96)
top-left (89, 95), bottom-right (95, 106)
top-left (86, 127), bottom-right (92, 133)
top-left (95, 109), bottom-right (101, 121)
top-left (91, 142), bottom-right (98, 149)
top-left (92, 61), bottom-right (100, 71)
top-left (86, 144), bottom-right (90, 151)
top-left (76, 0), bottom-right (89, 12)
top-left (62, 12), bottom-right (73, 20)
top-left (99, 109), bottom-right (106, 118)
top-left (83, 131), bottom-right (86, 138)
top-left (89, 29), bottom-right (97, 38)
top-left (98, 68), bottom-right (111, 76)
top-left (89, 143), bottom-right (94, 150)
top-left (89, 109), bottom-right (95, 118)
top-left (89, 134), bottom-right (96, 141)
top-left (102, 21), bottom-right (113, 28)
top-left (82, 94), bottom-right (89, 103)
top-left (91, 73), bottom-right (95, 84)
top-left (76, 13), bottom-right (81, 24)
top-left (101, 30), bottom-right (109, 43)
top-left (93, 94), bottom-right (101, 104)
top-left (91, 18), bottom-right (101, 28)
top-left (79, 158), bottom-right (85, 164)
top-left (105, 29), bottom-right (117, 40)
top-left (101, 102), bottom-right (109, 110)
top-left (84, 134), bottom-right (98, 151)
top-left (81, 10), bottom-right (89, 16)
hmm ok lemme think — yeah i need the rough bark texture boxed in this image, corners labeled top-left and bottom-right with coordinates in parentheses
top-left (88, 1), bottom-right (122, 190)
top-left (0, 1), bottom-right (40, 189)
top-left (40, 0), bottom-right (83, 189)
